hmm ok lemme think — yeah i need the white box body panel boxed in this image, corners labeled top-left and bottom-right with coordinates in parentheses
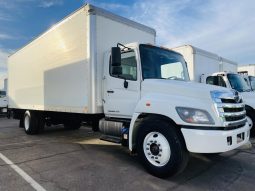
top-left (172, 45), bottom-right (238, 82)
top-left (8, 5), bottom-right (155, 114)
top-left (238, 65), bottom-right (255, 76)
top-left (221, 58), bottom-right (237, 73)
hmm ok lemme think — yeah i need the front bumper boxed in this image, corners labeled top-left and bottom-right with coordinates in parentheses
top-left (0, 107), bottom-right (7, 113)
top-left (181, 122), bottom-right (251, 153)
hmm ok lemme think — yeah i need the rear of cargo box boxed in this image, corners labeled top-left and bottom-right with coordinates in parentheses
top-left (8, 4), bottom-right (156, 115)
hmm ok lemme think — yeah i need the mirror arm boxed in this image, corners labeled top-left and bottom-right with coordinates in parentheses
top-left (123, 78), bottom-right (128, 89)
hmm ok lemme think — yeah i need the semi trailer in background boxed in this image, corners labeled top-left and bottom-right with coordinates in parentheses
top-left (8, 4), bottom-right (250, 178)
top-left (172, 45), bottom-right (255, 132)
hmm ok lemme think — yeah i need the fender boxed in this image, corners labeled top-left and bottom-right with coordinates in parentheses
top-left (128, 93), bottom-right (219, 151)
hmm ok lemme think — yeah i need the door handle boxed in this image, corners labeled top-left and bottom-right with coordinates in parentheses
top-left (107, 90), bottom-right (114, 93)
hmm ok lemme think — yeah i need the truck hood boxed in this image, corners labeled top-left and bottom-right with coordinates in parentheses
top-left (141, 79), bottom-right (229, 100)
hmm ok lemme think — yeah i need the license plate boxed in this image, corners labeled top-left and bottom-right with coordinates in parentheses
top-left (237, 132), bottom-right (245, 143)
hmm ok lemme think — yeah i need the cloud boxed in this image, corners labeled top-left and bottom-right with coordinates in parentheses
top-left (0, 33), bottom-right (14, 40)
top-left (92, 0), bottom-right (255, 64)
top-left (38, 0), bottom-right (63, 8)
top-left (132, 0), bottom-right (255, 64)
top-left (0, 48), bottom-right (12, 73)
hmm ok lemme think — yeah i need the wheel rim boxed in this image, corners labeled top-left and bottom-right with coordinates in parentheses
top-left (24, 115), bottom-right (30, 131)
top-left (247, 116), bottom-right (253, 128)
top-left (143, 132), bottom-right (171, 167)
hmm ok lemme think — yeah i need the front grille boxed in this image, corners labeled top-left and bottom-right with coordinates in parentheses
top-left (214, 93), bottom-right (246, 127)
top-left (225, 115), bottom-right (246, 121)
top-left (223, 107), bottom-right (244, 112)
top-left (221, 98), bottom-right (243, 103)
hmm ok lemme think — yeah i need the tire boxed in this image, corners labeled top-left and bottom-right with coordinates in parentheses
top-left (24, 110), bottom-right (44, 135)
top-left (137, 117), bottom-right (189, 178)
top-left (64, 120), bottom-right (81, 130)
top-left (246, 110), bottom-right (255, 136)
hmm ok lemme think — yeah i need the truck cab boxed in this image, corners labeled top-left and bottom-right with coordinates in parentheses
top-left (205, 72), bottom-right (255, 131)
top-left (0, 90), bottom-right (8, 114)
top-left (102, 43), bottom-right (250, 177)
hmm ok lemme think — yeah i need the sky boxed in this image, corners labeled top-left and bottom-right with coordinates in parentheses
top-left (0, 0), bottom-right (255, 80)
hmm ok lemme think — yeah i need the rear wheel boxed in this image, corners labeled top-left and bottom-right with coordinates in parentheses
top-left (24, 111), bottom-right (44, 135)
top-left (137, 117), bottom-right (189, 178)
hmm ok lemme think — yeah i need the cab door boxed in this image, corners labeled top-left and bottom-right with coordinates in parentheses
top-left (103, 49), bottom-right (141, 118)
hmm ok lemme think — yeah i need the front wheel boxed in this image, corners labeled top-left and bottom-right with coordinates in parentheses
top-left (246, 111), bottom-right (255, 136)
top-left (137, 118), bottom-right (189, 178)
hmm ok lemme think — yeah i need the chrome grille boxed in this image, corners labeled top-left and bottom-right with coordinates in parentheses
top-left (212, 90), bottom-right (247, 128)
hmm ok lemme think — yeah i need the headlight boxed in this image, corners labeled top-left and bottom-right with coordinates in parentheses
top-left (176, 107), bottom-right (215, 124)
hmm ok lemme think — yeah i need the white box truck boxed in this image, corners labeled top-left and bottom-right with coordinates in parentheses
top-left (238, 64), bottom-right (255, 76)
top-left (0, 89), bottom-right (7, 114)
top-left (8, 5), bottom-right (250, 178)
top-left (238, 65), bottom-right (255, 90)
top-left (0, 77), bottom-right (8, 114)
top-left (172, 45), bottom-right (255, 132)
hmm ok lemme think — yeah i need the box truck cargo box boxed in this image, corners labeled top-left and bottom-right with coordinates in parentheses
top-left (171, 45), bottom-right (238, 82)
top-left (238, 64), bottom-right (255, 76)
top-left (8, 5), bottom-right (155, 114)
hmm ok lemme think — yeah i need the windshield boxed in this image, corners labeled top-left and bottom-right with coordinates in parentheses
top-left (0, 91), bottom-right (6, 97)
top-left (249, 76), bottom-right (255, 90)
top-left (139, 45), bottom-right (189, 81)
top-left (227, 74), bottom-right (251, 92)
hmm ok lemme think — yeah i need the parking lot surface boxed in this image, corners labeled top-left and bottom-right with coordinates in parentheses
top-left (0, 117), bottom-right (255, 191)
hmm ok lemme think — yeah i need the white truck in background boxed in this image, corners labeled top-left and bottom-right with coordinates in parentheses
top-left (0, 77), bottom-right (8, 114)
top-left (0, 90), bottom-right (7, 114)
top-left (8, 4), bottom-right (250, 178)
top-left (172, 45), bottom-right (255, 132)
top-left (238, 65), bottom-right (255, 90)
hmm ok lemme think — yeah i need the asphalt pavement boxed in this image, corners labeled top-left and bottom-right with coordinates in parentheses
top-left (0, 117), bottom-right (254, 191)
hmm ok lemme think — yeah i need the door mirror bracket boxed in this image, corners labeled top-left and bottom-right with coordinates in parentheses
top-left (124, 79), bottom-right (128, 89)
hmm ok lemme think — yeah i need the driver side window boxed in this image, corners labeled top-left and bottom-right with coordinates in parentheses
top-left (110, 50), bottom-right (137, 81)
top-left (206, 76), bottom-right (226, 87)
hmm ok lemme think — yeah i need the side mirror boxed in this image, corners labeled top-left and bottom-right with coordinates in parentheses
top-left (111, 47), bottom-right (121, 66)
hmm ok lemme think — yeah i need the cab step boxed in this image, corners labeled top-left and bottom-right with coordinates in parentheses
top-left (100, 135), bottom-right (121, 144)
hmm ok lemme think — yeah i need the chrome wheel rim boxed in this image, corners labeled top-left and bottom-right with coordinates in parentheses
top-left (143, 132), bottom-right (171, 167)
top-left (24, 115), bottom-right (30, 131)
